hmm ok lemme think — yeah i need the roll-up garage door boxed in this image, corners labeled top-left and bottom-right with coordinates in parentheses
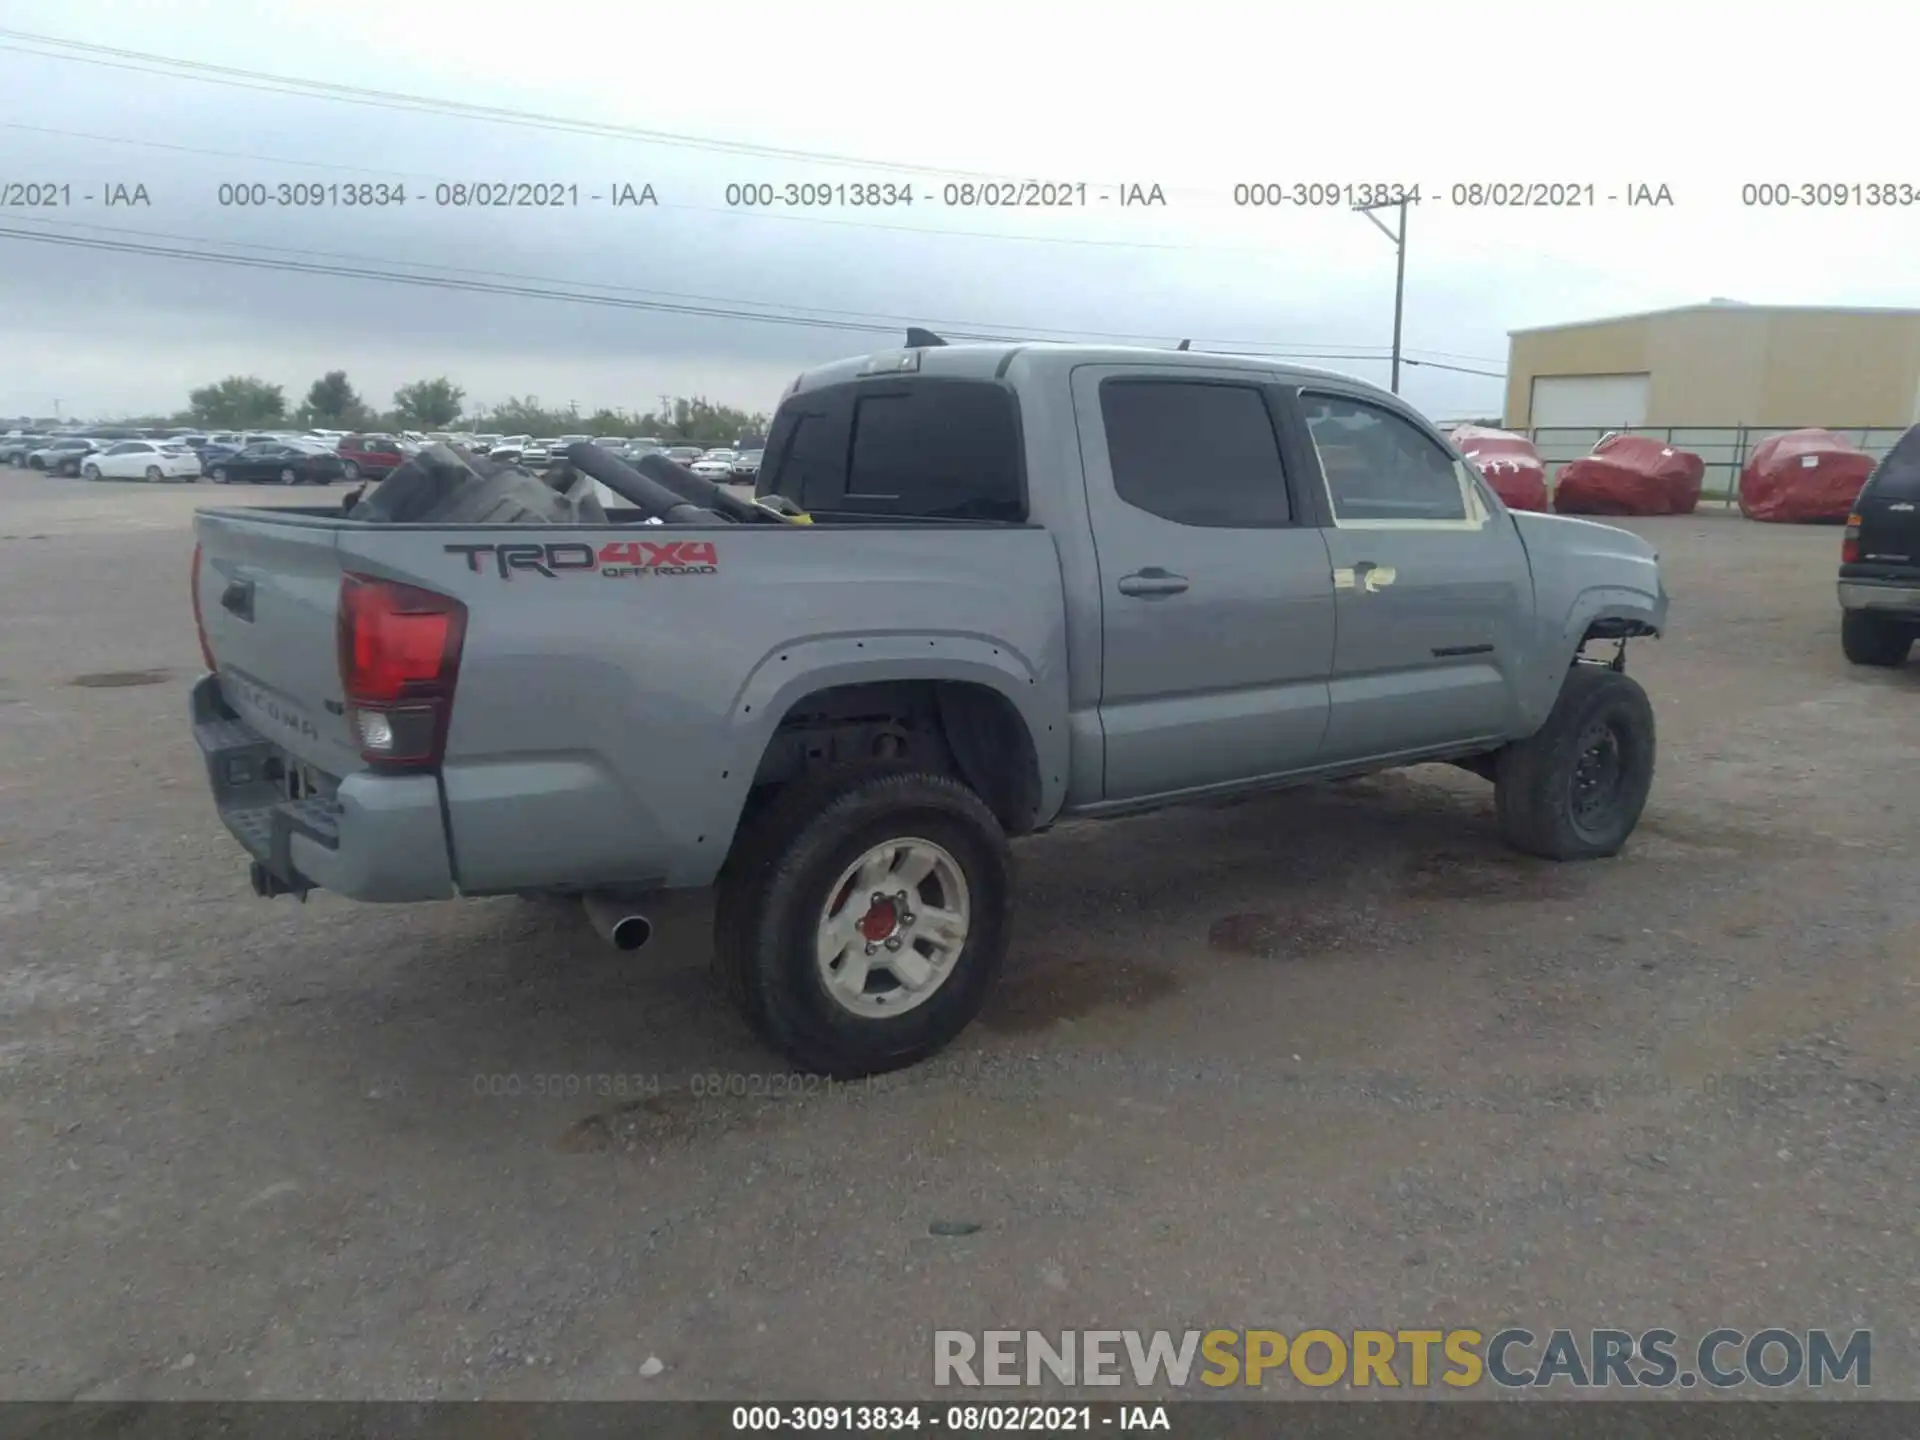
top-left (1530, 374), bottom-right (1651, 427)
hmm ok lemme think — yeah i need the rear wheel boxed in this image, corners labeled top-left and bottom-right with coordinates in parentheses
top-left (1495, 665), bottom-right (1656, 860)
top-left (211, 467), bottom-right (229, 485)
top-left (342, 460), bottom-right (361, 482)
top-left (714, 767), bottom-right (1012, 1078)
top-left (1841, 609), bottom-right (1912, 667)
top-left (279, 466), bottom-right (299, 486)
top-left (81, 463), bottom-right (101, 481)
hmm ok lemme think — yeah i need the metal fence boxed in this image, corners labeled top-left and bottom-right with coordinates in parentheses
top-left (1525, 425), bottom-right (1912, 506)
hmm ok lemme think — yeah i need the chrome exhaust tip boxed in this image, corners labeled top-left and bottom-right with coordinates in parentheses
top-left (582, 892), bottom-right (654, 951)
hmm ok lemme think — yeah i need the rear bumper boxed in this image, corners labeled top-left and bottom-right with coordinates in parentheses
top-left (190, 673), bottom-right (457, 902)
top-left (1839, 579), bottom-right (1920, 620)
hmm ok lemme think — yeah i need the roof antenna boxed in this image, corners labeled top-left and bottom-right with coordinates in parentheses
top-left (1176, 338), bottom-right (1192, 351)
top-left (905, 327), bottom-right (948, 348)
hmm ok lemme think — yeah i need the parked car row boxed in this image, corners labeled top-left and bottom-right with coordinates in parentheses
top-left (2, 426), bottom-right (762, 485)
top-left (1, 428), bottom-right (398, 484)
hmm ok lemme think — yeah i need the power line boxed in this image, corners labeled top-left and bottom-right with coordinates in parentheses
top-left (0, 29), bottom-right (1214, 197)
top-left (2, 213), bottom-right (1505, 376)
top-left (0, 213), bottom-right (1392, 357)
top-left (3, 117), bottom-right (1510, 366)
top-left (1, 221), bottom-right (1488, 376)
top-left (0, 120), bottom-right (1327, 266)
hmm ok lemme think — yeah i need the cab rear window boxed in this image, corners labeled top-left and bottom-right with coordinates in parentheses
top-left (759, 377), bottom-right (1027, 523)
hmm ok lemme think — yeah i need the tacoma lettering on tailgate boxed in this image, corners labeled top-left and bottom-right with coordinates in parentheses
top-left (444, 540), bottom-right (718, 579)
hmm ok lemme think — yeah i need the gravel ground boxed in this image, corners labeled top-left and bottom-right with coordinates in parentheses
top-left (0, 471), bottom-right (1914, 1402)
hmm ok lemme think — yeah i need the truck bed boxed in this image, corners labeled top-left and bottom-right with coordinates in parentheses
top-left (192, 507), bottom-right (1073, 896)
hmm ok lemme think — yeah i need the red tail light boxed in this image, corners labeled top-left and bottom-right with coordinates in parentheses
top-left (1842, 512), bottom-right (1862, 565)
top-left (337, 574), bottom-right (467, 769)
top-left (189, 541), bottom-right (217, 672)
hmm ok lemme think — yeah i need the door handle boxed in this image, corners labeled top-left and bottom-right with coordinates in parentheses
top-left (1339, 561), bottom-right (1397, 594)
top-left (1117, 568), bottom-right (1189, 598)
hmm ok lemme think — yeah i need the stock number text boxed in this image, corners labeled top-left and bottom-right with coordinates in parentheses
top-left (1235, 182), bottom-right (1420, 207)
top-left (1742, 182), bottom-right (1920, 207)
top-left (725, 181), bottom-right (916, 207)
top-left (217, 182), bottom-right (407, 207)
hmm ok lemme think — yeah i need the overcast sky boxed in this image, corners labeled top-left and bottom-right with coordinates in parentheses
top-left (3, 0), bottom-right (1918, 425)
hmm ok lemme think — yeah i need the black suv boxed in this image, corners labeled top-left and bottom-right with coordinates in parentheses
top-left (1839, 425), bottom-right (1920, 667)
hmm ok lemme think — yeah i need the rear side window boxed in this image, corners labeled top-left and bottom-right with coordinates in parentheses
top-left (1099, 378), bottom-right (1293, 527)
top-left (1866, 427), bottom-right (1920, 499)
top-left (761, 378), bottom-right (1027, 522)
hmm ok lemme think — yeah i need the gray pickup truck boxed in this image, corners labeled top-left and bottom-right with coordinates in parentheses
top-left (188, 339), bottom-right (1668, 1076)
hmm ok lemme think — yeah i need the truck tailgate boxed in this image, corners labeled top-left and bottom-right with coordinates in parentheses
top-left (194, 510), bottom-right (363, 778)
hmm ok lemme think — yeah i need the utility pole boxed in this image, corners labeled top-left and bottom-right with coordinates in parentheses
top-left (1354, 197), bottom-right (1409, 394)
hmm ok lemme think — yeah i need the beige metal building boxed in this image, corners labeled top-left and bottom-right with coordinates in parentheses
top-left (1504, 301), bottom-right (1920, 431)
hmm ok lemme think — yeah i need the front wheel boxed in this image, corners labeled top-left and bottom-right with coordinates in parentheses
top-left (279, 467), bottom-right (299, 486)
top-left (714, 768), bottom-right (1013, 1078)
top-left (144, 465), bottom-right (164, 483)
top-left (81, 463), bottom-right (101, 481)
top-left (341, 460), bottom-right (360, 482)
top-left (1841, 609), bottom-right (1913, 667)
top-left (1495, 664), bottom-right (1656, 860)
top-left (210, 467), bottom-right (228, 484)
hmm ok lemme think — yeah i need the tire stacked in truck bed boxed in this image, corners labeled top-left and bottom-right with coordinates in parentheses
top-left (347, 443), bottom-right (609, 525)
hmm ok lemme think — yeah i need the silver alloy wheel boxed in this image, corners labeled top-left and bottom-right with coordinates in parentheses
top-left (145, 466), bottom-right (163, 482)
top-left (82, 464), bottom-right (100, 480)
top-left (815, 837), bottom-right (971, 1018)
top-left (279, 467), bottom-right (298, 485)
top-left (211, 468), bottom-right (227, 483)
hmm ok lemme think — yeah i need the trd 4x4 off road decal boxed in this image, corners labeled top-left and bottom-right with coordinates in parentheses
top-left (444, 540), bottom-right (719, 579)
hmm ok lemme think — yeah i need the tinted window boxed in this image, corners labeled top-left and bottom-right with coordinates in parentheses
top-left (1099, 379), bottom-right (1292, 527)
top-left (1867, 428), bottom-right (1920, 499)
top-left (770, 411), bottom-right (846, 510)
top-left (1302, 395), bottom-right (1469, 522)
top-left (844, 384), bottom-right (1023, 521)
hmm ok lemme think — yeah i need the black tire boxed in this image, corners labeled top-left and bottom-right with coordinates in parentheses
top-left (279, 466), bottom-right (299, 486)
top-left (144, 465), bottom-right (163, 483)
top-left (1841, 610), bottom-right (1912, 668)
top-left (714, 767), bottom-right (1012, 1078)
top-left (211, 467), bottom-right (228, 484)
top-left (1495, 665), bottom-right (1656, 860)
top-left (81, 463), bottom-right (101, 481)
top-left (342, 460), bottom-right (361, 482)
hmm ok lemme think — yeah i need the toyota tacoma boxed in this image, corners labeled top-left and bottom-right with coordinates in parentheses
top-left (188, 338), bottom-right (1668, 1076)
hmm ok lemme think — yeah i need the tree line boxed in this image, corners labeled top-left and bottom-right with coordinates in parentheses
top-left (93, 372), bottom-right (772, 448)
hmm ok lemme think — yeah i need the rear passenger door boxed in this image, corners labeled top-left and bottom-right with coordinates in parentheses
top-left (1073, 366), bottom-right (1336, 801)
top-left (1285, 389), bottom-right (1534, 762)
